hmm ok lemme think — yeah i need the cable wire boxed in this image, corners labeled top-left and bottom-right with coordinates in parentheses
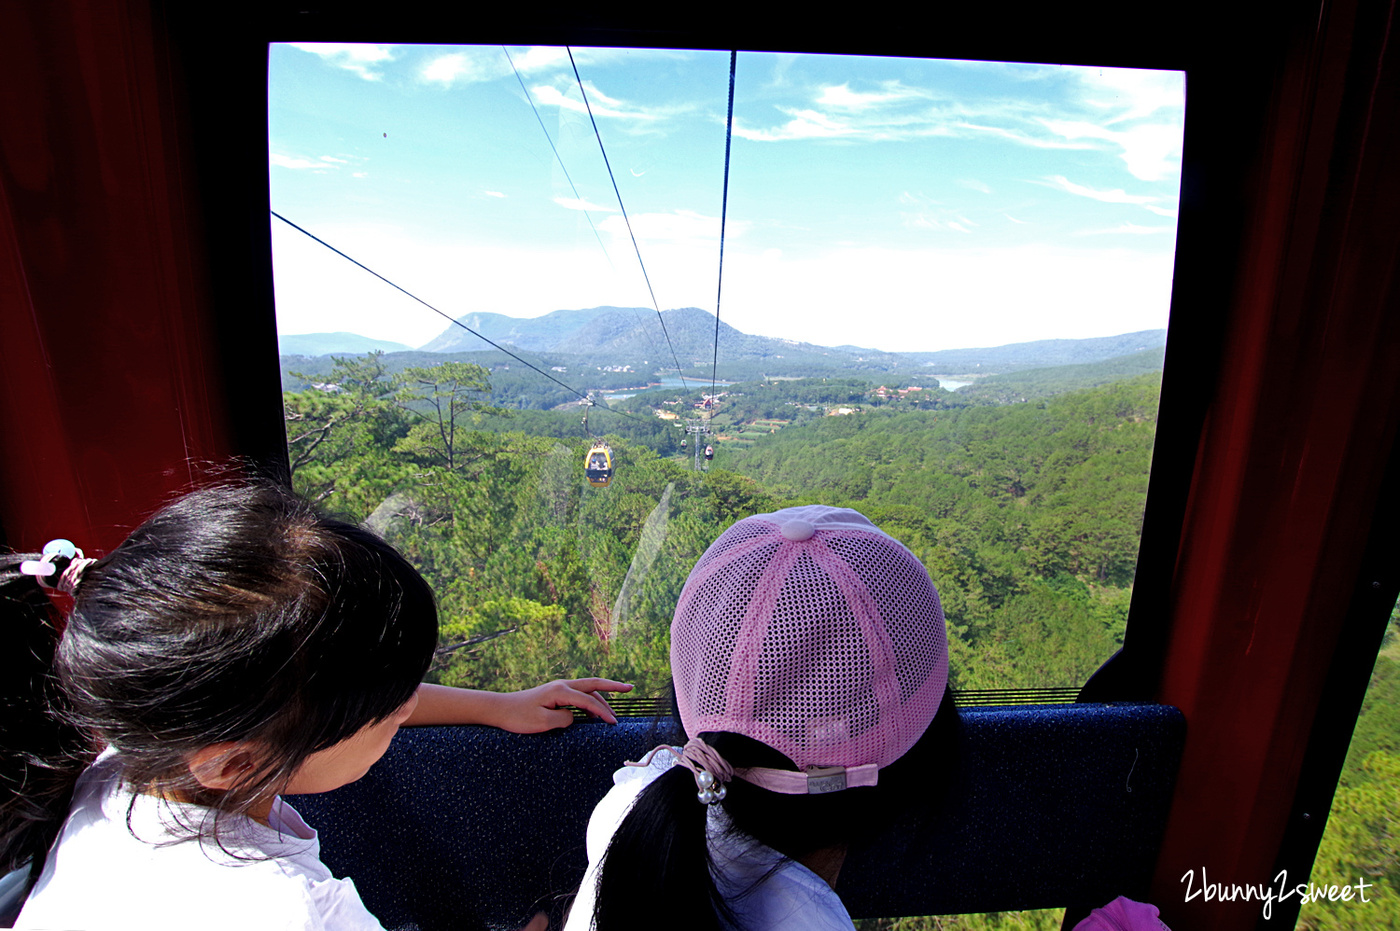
top-left (270, 210), bottom-right (655, 427)
top-left (711, 51), bottom-right (737, 399)
top-left (502, 47), bottom-right (613, 268)
top-left (566, 47), bottom-right (694, 394)
top-left (502, 46), bottom-right (665, 370)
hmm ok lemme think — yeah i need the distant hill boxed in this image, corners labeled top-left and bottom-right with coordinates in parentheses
top-left (553, 307), bottom-right (887, 367)
top-left (907, 330), bottom-right (1167, 373)
top-left (421, 305), bottom-right (901, 370)
top-left (419, 307), bottom-right (1165, 375)
top-left (955, 347), bottom-right (1167, 403)
top-left (419, 307), bottom-right (621, 353)
top-left (279, 332), bottom-right (413, 356)
top-left (290, 313), bottom-right (1168, 406)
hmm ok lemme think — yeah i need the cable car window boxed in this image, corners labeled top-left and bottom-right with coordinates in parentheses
top-left (1297, 603), bottom-right (1400, 928)
top-left (270, 44), bottom-right (1184, 706)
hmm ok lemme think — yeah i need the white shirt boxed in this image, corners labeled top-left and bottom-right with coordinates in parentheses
top-left (16, 751), bottom-right (385, 931)
top-left (564, 755), bottom-right (856, 931)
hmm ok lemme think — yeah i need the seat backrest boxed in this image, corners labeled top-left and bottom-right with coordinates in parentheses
top-left (290, 703), bottom-right (1184, 931)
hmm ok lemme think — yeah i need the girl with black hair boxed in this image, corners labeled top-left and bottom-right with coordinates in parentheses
top-left (565, 505), bottom-right (957, 931)
top-left (0, 483), bottom-right (629, 931)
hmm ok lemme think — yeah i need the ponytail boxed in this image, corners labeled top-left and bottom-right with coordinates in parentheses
top-left (592, 762), bottom-right (734, 931)
top-left (0, 555), bottom-right (94, 884)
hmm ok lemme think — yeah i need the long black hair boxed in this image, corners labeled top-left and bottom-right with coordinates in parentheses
top-left (0, 483), bottom-right (438, 883)
top-left (590, 687), bottom-right (960, 931)
top-left (0, 550), bottom-right (88, 885)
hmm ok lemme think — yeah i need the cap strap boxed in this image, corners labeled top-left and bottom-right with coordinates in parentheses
top-left (627, 741), bottom-right (880, 798)
top-left (733, 763), bottom-right (880, 795)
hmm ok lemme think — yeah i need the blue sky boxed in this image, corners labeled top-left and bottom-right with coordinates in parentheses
top-left (269, 44), bottom-right (1184, 353)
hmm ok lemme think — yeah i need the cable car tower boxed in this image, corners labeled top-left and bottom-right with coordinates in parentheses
top-left (685, 395), bottom-right (717, 472)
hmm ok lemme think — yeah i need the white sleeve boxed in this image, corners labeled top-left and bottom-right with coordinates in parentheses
top-left (303, 874), bottom-right (389, 931)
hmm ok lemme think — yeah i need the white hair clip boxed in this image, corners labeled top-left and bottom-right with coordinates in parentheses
top-left (20, 539), bottom-right (93, 593)
top-left (19, 539), bottom-right (79, 579)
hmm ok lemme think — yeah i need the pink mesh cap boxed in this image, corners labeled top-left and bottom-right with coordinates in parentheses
top-left (671, 505), bottom-right (948, 782)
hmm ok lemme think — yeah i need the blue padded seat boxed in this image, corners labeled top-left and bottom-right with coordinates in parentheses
top-left (290, 703), bottom-right (1184, 931)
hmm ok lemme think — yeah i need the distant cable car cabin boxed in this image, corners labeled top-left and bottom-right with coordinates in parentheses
top-left (584, 442), bottom-right (613, 487)
top-left (704, 445), bottom-right (714, 462)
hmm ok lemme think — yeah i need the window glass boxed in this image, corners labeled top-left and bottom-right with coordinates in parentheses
top-left (270, 44), bottom-right (1184, 699)
top-left (1297, 604), bottom-right (1400, 928)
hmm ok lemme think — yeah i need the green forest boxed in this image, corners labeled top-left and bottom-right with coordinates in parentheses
top-left (282, 353), bottom-right (1395, 929)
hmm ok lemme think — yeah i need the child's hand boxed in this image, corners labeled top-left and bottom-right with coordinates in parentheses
top-left (493, 678), bottom-right (633, 733)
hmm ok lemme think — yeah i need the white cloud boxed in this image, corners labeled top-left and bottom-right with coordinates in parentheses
top-left (418, 47), bottom-right (583, 88)
top-left (1112, 124), bottom-right (1185, 182)
top-left (271, 221), bottom-right (1173, 354)
top-left (1042, 175), bottom-right (1180, 219)
top-left (418, 47), bottom-right (568, 87)
top-left (352, 172), bottom-right (368, 179)
top-left (723, 243), bottom-right (1175, 352)
top-left (532, 83), bottom-right (660, 121)
top-left (1040, 118), bottom-right (1182, 182)
top-left (271, 151), bottom-right (363, 173)
top-left (267, 54), bottom-right (1186, 359)
top-left (598, 209), bottom-right (739, 243)
top-left (554, 196), bottom-right (617, 213)
top-left (271, 153), bottom-right (325, 171)
top-left (288, 43), bottom-right (396, 81)
top-left (422, 53), bottom-right (484, 86)
top-left (1076, 223), bottom-right (1175, 236)
top-left (738, 98), bottom-right (977, 144)
top-left (899, 192), bottom-right (977, 233)
top-left (507, 46), bottom-right (572, 73)
top-left (1043, 175), bottom-right (1159, 205)
top-left (270, 220), bottom-right (672, 348)
top-left (957, 122), bottom-right (1093, 150)
top-left (733, 107), bottom-right (857, 141)
top-left (732, 66), bottom-right (1182, 181)
top-left (505, 45), bottom-right (678, 77)
top-left (1080, 67), bottom-right (1186, 124)
top-left (816, 82), bottom-right (927, 109)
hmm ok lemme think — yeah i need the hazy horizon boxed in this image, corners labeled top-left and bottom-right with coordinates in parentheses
top-left (277, 305), bottom-right (1169, 358)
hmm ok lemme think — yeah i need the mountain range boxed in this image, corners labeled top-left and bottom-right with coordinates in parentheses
top-left (286, 306), bottom-right (1166, 374)
top-left (278, 332), bottom-right (413, 356)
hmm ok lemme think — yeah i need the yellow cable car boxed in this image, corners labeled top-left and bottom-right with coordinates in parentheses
top-left (584, 442), bottom-right (613, 487)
